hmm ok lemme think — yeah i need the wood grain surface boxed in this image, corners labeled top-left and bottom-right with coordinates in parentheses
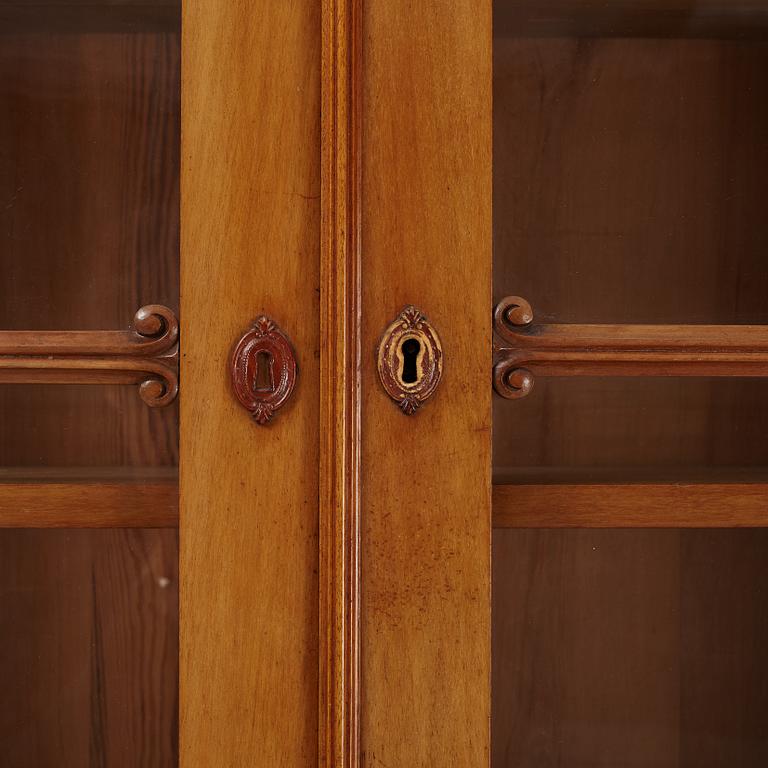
top-left (319, 1), bottom-right (362, 766)
top-left (0, 481), bottom-right (177, 527)
top-left (0, 528), bottom-right (178, 767)
top-left (361, 2), bottom-right (492, 765)
top-left (180, 1), bottom-right (320, 765)
top-left (493, 483), bottom-right (768, 527)
top-left (493, 295), bottom-right (768, 398)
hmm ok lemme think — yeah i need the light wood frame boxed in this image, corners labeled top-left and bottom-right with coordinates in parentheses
top-left (319, 0), bottom-right (363, 766)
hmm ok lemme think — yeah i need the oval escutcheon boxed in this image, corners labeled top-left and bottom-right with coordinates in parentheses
top-left (230, 316), bottom-right (297, 425)
top-left (377, 306), bottom-right (443, 415)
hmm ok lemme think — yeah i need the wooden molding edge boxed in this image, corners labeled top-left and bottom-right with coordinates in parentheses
top-left (0, 481), bottom-right (178, 528)
top-left (320, 1), bottom-right (362, 766)
top-left (493, 483), bottom-right (768, 528)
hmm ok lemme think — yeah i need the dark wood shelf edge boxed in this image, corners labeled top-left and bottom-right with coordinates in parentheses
top-left (494, 3), bottom-right (768, 40)
top-left (493, 483), bottom-right (768, 528)
top-left (493, 465), bottom-right (768, 484)
top-left (0, 466), bottom-right (178, 482)
top-left (0, 4), bottom-right (180, 34)
top-left (0, 481), bottom-right (178, 528)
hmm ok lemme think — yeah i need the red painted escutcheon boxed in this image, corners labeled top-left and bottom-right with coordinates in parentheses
top-left (230, 316), bottom-right (297, 424)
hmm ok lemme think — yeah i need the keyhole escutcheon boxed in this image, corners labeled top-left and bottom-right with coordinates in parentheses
top-left (377, 305), bottom-right (443, 415)
top-left (231, 315), bottom-right (298, 425)
top-left (400, 338), bottom-right (421, 385)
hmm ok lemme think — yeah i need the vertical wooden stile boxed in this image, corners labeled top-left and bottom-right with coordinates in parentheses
top-left (360, 1), bottom-right (493, 765)
top-left (319, 1), bottom-right (363, 767)
top-left (181, 2), bottom-right (321, 765)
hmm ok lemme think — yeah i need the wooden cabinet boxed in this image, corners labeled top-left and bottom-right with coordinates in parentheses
top-left (2, 1), bottom-right (768, 766)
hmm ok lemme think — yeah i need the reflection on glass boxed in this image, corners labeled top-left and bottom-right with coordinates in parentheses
top-left (0, 529), bottom-right (179, 766)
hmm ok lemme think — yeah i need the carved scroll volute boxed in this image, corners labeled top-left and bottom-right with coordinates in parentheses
top-left (230, 316), bottom-right (297, 424)
top-left (377, 306), bottom-right (443, 414)
top-left (493, 295), bottom-right (535, 400)
top-left (492, 294), bottom-right (768, 398)
top-left (132, 304), bottom-right (180, 407)
top-left (0, 304), bottom-right (179, 407)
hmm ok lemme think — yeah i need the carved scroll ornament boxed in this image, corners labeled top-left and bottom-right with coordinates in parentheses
top-left (493, 295), bottom-right (768, 399)
top-left (0, 305), bottom-right (179, 406)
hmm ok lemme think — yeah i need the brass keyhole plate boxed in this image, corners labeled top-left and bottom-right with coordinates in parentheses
top-left (377, 305), bottom-right (443, 415)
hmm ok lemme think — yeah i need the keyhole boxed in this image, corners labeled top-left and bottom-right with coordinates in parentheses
top-left (253, 350), bottom-right (274, 392)
top-left (400, 338), bottom-right (421, 384)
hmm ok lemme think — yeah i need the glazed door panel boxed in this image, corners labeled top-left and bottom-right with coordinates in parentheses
top-left (351, 2), bottom-right (768, 766)
top-left (1, 2), bottom-right (322, 766)
top-left (1, 5), bottom-right (180, 764)
top-left (491, 3), bottom-right (768, 767)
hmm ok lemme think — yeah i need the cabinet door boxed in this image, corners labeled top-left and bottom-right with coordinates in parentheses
top-left (319, 2), bottom-right (492, 766)
top-left (338, 1), bottom-right (768, 767)
top-left (491, 4), bottom-right (768, 767)
top-left (0, 5), bottom-right (181, 764)
top-left (0, 2), bottom-right (321, 766)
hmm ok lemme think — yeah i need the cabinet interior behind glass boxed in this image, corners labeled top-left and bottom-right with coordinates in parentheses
top-left (492, 2), bottom-right (768, 766)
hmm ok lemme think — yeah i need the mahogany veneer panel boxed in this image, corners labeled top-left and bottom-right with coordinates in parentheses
top-left (0, 528), bottom-right (178, 767)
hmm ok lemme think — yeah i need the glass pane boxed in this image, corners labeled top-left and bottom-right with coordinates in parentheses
top-left (0, 385), bottom-right (177, 472)
top-left (493, 4), bottom-right (768, 767)
top-left (493, 529), bottom-right (768, 767)
top-left (494, 377), bottom-right (768, 483)
top-left (0, 4), bottom-right (180, 765)
top-left (0, 529), bottom-right (178, 766)
top-left (493, 3), bottom-right (768, 482)
top-left (0, 5), bottom-right (180, 477)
